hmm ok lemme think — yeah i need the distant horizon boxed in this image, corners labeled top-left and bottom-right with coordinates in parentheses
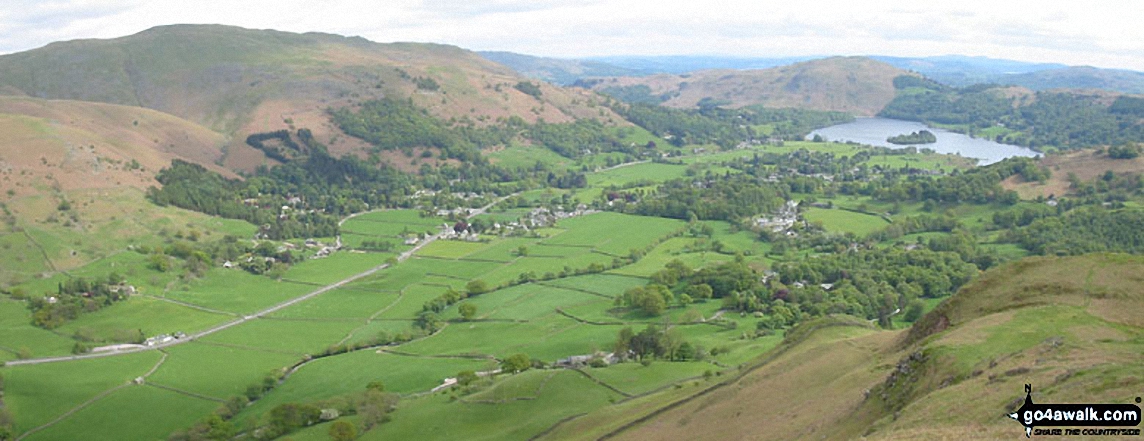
top-left (7, 23), bottom-right (1139, 76)
top-left (0, 1), bottom-right (1141, 71)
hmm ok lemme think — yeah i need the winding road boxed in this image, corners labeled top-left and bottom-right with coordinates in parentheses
top-left (5, 194), bottom-right (515, 367)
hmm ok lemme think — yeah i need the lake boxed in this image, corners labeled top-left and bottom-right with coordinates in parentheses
top-left (807, 118), bottom-right (1039, 165)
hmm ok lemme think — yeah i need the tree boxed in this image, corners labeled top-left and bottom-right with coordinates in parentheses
top-left (415, 311), bottom-right (442, 333)
top-left (458, 303), bottom-right (477, 321)
top-left (903, 299), bottom-right (925, 322)
top-left (516, 245), bottom-right (529, 256)
top-left (687, 284), bottom-right (713, 301)
top-left (501, 353), bottom-right (531, 374)
top-left (269, 402), bottom-right (321, 435)
top-left (328, 419), bottom-right (357, 441)
top-left (466, 279), bottom-right (490, 296)
top-left (456, 370), bottom-right (479, 386)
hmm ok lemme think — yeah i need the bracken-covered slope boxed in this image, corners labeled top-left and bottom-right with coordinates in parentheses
top-left (0, 95), bottom-right (231, 198)
top-left (585, 56), bottom-right (913, 116)
top-left (0, 95), bottom-right (248, 285)
top-left (588, 254), bottom-right (1143, 441)
top-left (0, 24), bottom-right (623, 170)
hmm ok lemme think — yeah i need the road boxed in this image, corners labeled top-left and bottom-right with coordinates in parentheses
top-left (5, 194), bottom-right (515, 367)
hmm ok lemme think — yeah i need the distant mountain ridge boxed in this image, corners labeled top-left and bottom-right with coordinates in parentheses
top-left (481, 52), bottom-right (1144, 95)
top-left (582, 56), bottom-right (914, 116)
top-left (478, 51), bottom-right (647, 85)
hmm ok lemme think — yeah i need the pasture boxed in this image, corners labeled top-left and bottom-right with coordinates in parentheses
top-left (21, 385), bottom-right (218, 441)
top-left (162, 269), bottom-right (316, 314)
top-left (803, 207), bottom-right (889, 236)
top-left (57, 296), bottom-right (230, 343)
top-left (361, 370), bottom-right (624, 441)
top-left (2, 351), bottom-right (163, 434)
top-left (0, 299), bottom-right (76, 360)
top-left (237, 351), bottom-right (495, 424)
top-left (586, 163), bottom-right (688, 188)
top-left (145, 342), bottom-right (303, 399)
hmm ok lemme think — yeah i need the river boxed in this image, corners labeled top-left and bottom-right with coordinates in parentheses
top-left (807, 117), bottom-right (1040, 165)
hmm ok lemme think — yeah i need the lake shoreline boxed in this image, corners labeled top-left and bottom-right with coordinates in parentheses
top-left (808, 117), bottom-right (1040, 165)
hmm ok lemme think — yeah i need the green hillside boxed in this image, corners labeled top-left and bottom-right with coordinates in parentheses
top-left (593, 254), bottom-right (1144, 440)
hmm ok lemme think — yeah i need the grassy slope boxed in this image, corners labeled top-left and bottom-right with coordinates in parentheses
top-left (0, 94), bottom-right (256, 286)
top-left (570, 254), bottom-right (1144, 441)
top-left (588, 57), bottom-right (913, 115)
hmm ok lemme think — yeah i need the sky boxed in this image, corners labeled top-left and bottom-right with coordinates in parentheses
top-left (1, 0), bottom-right (1142, 71)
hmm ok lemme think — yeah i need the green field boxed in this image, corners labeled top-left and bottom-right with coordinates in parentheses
top-left (0, 299), bottom-right (77, 360)
top-left (360, 369), bottom-right (624, 441)
top-left (162, 269), bottom-right (316, 314)
top-left (57, 296), bottom-right (231, 343)
top-left (199, 318), bottom-right (361, 355)
top-left (583, 361), bottom-right (715, 396)
top-left (416, 240), bottom-right (491, 259)
top-left (237, 351), bottom-right (495, 424)
top-left (270, 287), bottom-right (401, 319)
top-left (2, 351), bottom-right (163, 434)
top-left (487, 144), bottom-right (573, 170)
top-left (145, 342), bottom-right (302, 399)
top-left (21, 385), bottom-right (218, 441)
top-left (281, 251), bottom-right (390, 284)
top-left (803, 207), bottom-right (889, 236)
top-left (586, 163), bottom-right (688, 187)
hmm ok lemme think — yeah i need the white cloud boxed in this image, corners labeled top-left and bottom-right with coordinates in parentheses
top-left (0, 0), bottom-right (1141, 71)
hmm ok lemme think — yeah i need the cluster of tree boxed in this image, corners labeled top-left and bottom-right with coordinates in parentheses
top-left (1003, 207), bottom-right (1144, 255)
top-left (611, 103), bottom-right (852, 148)
top-left (729, 147), bottom-right (873, 178)
top-left (525, 119), bottom-right (630, 158)
top-left (1110, 96), bottom-right (1144, 117)
top-left (891, 75), bottom-right (948, 91)
top-left (27, 274), bottom-right (129, 329)
top-left (614, 284), bottom-right (674, 316)
top-left (150, 143), bottom-right (430, 239)
top-left (860, 157), bottom-right (1045, 204)
top-left (148, 160), bottom-right (335, 239)
top-left (881, 85), bottom-right (1144, 150)
top-left (614, 325), bottom-right (696, 362)
top-left (1107, 143), bottom-right (1141, 160)
top-left (887, 130), bottom-right (937, 145)
top-left (245, 130), bottom-right (310, 163)
top-left (331, 98), bottom-right (495, 163)
top-left (165, 396), bottom-right (250, 441)
top-left (634, 243), bottom-right (980, 329)
top-left (991, 204), bottom-right (1057, 229)
top-left (414, 76), bottom-right (440, 91)
top-left (254, 383), bottom-right (398, 441)
top-left (332, 99), bottom-right (645, 162)
top-left (618, 173), bottom-right (786, 221)
top-left (415, 280), bottom-right (491, 332)
top-left (867, 214), bottom-right (962, 242)
top-left (500, 353), bottom-right (533, 374)
top-left (513, 81), bottom-right (542, 98)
